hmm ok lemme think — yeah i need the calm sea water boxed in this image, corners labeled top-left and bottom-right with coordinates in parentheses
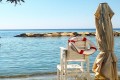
top-left (0, 29), bottom-right (120, 77)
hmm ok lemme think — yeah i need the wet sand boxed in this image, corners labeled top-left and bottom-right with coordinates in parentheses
top-left (0, 74), bottom-right (57, 80)
top-left (0, 72), bottom-right (120, 80)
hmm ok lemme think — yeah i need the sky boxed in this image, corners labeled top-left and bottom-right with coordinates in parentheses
top-left (0, 0), bottom-right (120, 29)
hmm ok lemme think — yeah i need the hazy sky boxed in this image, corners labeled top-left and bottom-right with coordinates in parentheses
top-left (0, 0), bottom-right (120, 29)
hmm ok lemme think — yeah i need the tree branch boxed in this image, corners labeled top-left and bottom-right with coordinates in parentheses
top-left (0, 0), bottom-right (25, 4)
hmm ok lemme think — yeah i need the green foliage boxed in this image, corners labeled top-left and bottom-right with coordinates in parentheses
top-left (0, 0), bottom-right (25, 4)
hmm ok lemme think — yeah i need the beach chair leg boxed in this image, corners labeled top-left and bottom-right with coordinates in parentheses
top-left (59, 71), bottom-right (63, 80)
top-left (62, 74), bottom-right (67, 80)
top-left (86, 72), bottom-right (91, 80)
top-left (57, 69), bottom-right (60, 80)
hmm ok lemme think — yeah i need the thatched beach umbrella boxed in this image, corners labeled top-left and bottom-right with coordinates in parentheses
top-left (92, 3), bottom-right (118, 80)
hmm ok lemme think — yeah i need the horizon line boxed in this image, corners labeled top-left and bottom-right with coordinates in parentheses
top-left (0, 28), bottom-right (120, 30)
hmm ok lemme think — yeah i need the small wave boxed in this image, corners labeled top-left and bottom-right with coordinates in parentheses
top-left (0, 72), bottom-right (57, 78)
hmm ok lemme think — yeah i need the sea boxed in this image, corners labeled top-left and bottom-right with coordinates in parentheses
top-left (0, 29), bottom-right (120, 78)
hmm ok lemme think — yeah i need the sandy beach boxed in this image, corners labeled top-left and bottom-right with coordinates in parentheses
top-left (0, 72), bottom-right (120, 80)
top-left (0, 74), bottom-right (57, 80)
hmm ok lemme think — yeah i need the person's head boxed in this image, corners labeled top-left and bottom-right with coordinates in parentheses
top-left (73, 32), bottom-right (79, 37)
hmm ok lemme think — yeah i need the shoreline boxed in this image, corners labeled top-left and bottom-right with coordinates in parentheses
top-left (0, 72), bottom-right (57, 78)
top-left (0, 72), bottom-right (120, 80)
top-left (0, 74), bottom-right (57, 80)
top-left (0, 71), bottom-right (120, 80)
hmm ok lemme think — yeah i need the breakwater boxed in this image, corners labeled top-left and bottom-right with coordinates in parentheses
top-left (14, 31), bottom-right (120, 37)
